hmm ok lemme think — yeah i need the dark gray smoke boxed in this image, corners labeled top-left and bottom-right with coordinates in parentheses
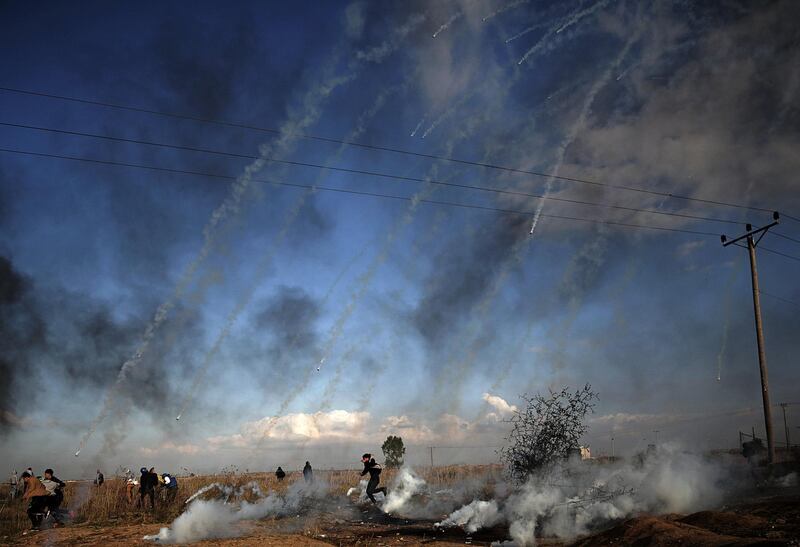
top-left (253, 285), bottom-right (322, 361)
top-left (0, 254), bottom-right (211, 437)
top-left (412, 213), bottom-right (529, 353)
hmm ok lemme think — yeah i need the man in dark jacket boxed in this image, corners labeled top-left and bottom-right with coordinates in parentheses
top-left (41, 469), bottom-right (65, 515)
top-left (139, 467), bottom-right (157, 509)
top-left (360, 453), bottom-right (387, 503)
top-left (303, 461), bottom-right (313, 483)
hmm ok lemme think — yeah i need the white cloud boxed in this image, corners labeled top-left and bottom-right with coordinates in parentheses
top-left (482, 393), bottom-right (518, 416)
top-left (140, 442), bottom-right (203, 456)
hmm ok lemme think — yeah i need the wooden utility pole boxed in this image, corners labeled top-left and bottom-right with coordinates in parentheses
top-left (721, 212), bottom-right (779, 464)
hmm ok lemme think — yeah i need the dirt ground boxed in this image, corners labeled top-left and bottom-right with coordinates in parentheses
top-left (8, 486), bottom-right (800, 546)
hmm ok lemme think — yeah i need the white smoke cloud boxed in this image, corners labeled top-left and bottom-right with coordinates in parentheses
top-left (144, 479), bottom-right (328, 544)
top-left (436, 499), bottom-right (502, 533)
top-left (383, 467), bottom-right (427, 513)
top-left (440, 445), bottom-right (737, 545)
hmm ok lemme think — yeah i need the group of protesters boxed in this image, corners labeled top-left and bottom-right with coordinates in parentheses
top-left (274, 461), bottom-right (314, 483)
top-left (126, 467), bottom-right (179, 509)
top-left (7, 453), bottom-right (387, 533)
top-left (7, 468), bottom-right (67, 530)
top-left (6, 465), bottom-right (180, 532)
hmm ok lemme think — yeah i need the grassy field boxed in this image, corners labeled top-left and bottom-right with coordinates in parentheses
top-left (0, 464), bottom-right (502, 540)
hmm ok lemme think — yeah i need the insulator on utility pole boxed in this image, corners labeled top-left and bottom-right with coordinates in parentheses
top-left (720, 214), bottom-right (780, 465)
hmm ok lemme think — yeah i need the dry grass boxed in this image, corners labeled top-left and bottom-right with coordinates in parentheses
top-left (0, 464), bottom-right (500, 540)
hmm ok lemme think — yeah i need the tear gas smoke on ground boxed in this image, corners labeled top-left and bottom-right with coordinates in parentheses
top-left (144, 479), bottom-right (329, 544)
top-left (436, 445), bottom-right (740, 545)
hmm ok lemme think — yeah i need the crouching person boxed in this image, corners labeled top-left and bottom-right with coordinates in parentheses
top-left (161, 473), bottom-right (178, 503)
top-left (41, 469), bottom-right (65, 524)
top-left (21, 472), bottom-right (49, 530)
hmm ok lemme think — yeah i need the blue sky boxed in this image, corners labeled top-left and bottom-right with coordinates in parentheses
top-left (1, 0), bottom-right (799, 478)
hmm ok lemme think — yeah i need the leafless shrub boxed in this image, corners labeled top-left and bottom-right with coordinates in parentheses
top-left (500, 384), bottom-right (597, 483)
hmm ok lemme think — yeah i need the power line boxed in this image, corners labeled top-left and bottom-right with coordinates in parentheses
top-left (0, 85), bottom-right (791, 220)
top-left (759, 291), bottom-right (800, 308)
top-left (759, 245), bottom-right (800, 263)
top-left (0, 146), bottom-right (723, 238)
top-left (732, 241), bottom-right (800, 265)
top-left (0, 121), bottom-right (747, 226)
top-left (772, 231), bottom-right (800, 245)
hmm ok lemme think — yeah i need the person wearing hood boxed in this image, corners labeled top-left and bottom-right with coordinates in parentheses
top-left (303, 461), bottom-right (313, 483)
top-left (275, 467), bottom-right (286, 481)
top-left (359, 454), bottom-right (387, 503)
top-left (21, 471), bottom-right (49, 530)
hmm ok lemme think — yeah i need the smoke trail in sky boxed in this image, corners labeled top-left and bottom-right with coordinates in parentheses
top-left (716, 261), bottom-right (740, 381)
top-left (483, 0), bottom-right (530, 23)
top-left (78, 10), bottom-right (428, 455)
top-left (410, 115), bottom-right (426, 137)
top-left (439, 22), bottom-right (642, 417)
top-left (357, 14), bottom-right (426, 63)
top-left (518, 0), bottom-right (612, 64)
top-left (170, 14), bottom-right (425, 424)
top-left (505, 21), bottom-right (550, 43)
top-left (437, 227), bottom-right (534, 413)
top-left (346, 212), bottom-right (451, 416)
top-left (555, 0), bottom-right (612, 34)
top-left (422, 86), bottom-right (481, 139)
top-left (528, 26), bottom-right (640, 240)
top-left (176, 190), bottom-right (314, 421)
top-left (433, 12), bottom-right (463, 39)
top-left (76, 66), bottom-right (362, 456)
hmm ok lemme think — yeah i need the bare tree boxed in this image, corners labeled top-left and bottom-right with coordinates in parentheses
top-left (501, 384), bottom-right (597, 483)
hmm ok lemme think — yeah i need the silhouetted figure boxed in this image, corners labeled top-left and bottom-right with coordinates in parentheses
top-left (303, 461), bottom-right (313, 483)
top-left (94, 469), bottom-right (104, 487)
top-left (139, 467), bottom-right (157, 509)
top-left (360, 453), bottom-right (387, 503)
top-left (275, 467), bottom-right (286, 481)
